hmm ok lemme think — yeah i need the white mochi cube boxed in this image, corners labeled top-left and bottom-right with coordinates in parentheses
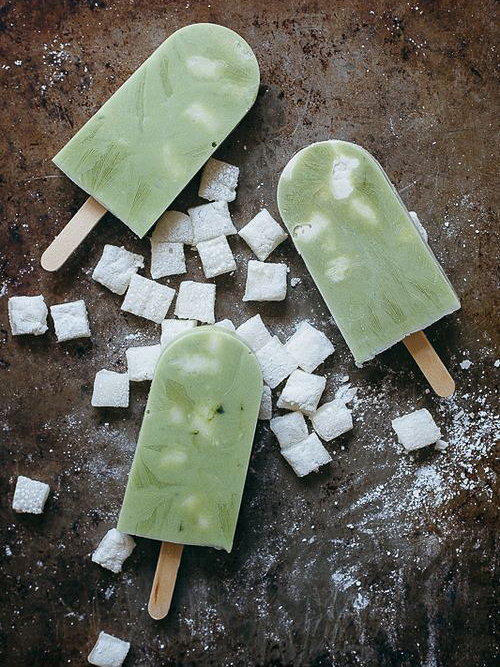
top-left (8, 295), bottom-right (48, 336)
top-left (121, 274), bottom-right (175, 324)
top-left (236, 314), bottom-right (272, 352)
top-left (152, 210), bottom-right (193, 244)
top-left (175, 281), bottom-right (216, 324)
top-left (214, 319), bottom-right (235, 331)
top-left (311, 399), bottom-right (353, 441)
top-left (160, 319), bottom-right (197, 348)
top-left (284, 322), bottom-right (335, 372)
top-left (281, 433), bottom-right (332, 477)
top-left (255, 336), bottom-right (298, 388)
top-left (277, 369), bottom-right (326, 415)
top-left (258, 385), bottom-right (272, 420)
top-left (150, 241), bottom-right (186, 279)
top-left (88, 631), bottom-right (130, 667)
top-left (196, 235), bottom-right (236, 278)
top-left (92, 245), bottom-right (144, 295)
top-left (189, 201), bottom-right (237, 245)
top-left (391, 408), bottom-right (442, 451)
top-left (243, 261), bottom-right (287, 301)
top-left (91, 370), bottom-right (129, 408)
top-left (409, 211), bottom-right (428, 243)
top-left (126, 344), bottom-right (162, 381)
top-left (91, 528), bottom-right (136, 574)
top-left (50, 300), bottom-right (91, 342)
top-left (270, 411), bottom-right (308, 449)
top-left (12, 475), bottom-right (50, 514)
top-left (198, 158), bottom-right (239, 202)
top-left (239, 209), bottom-right (288, 261)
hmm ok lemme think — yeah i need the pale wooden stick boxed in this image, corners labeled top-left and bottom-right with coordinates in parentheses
top-left (41, 196), bottom-right (107, 272)
top-left (148, 542), bottom-right (184, 620)
top-left (403, 330), bottom-right (455, 397)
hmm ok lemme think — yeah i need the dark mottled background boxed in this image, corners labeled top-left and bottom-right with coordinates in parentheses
top-left (0, 1), bottom-right (498, 666)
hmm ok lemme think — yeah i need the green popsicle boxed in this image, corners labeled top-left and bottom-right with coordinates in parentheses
top-left (118, 326), bottom-right (262, 552)
top-left (277, 140), bottom-right (460, 365)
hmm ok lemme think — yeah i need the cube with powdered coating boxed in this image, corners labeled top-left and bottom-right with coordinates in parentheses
top-left (92, 245), bottom-right (144, 295)
top-left (126, 344), bottom-right (162, 381)
top-left (91, 528), bottom-right (136, 573)
top-left (311, 399), bottom-right (353, 441)
top-left (277, 369), bottom-right (326, 415)
top-left (189, 201), bottom-right (237, 244)
top-left (270, 411), bottom-right (308, 449)
top-left (12, 475), bottom-right (50, 514)
top-left (88, 631), bottom-right (130, 667)
top-left (391, 408), bottom-right (441, 451)
top-left (175, 281), bottom-right (216, 324)
top-left (91, 370), bottom-right (129, 408)
top-left (160, 319), bottom-right (197, 348)
top-left (150, 241), bottom-right (186, 279)
top-left (214, 319), bottom-right (235, 331)
top-left (50, 300), bottom-right (91, 342)
top-left (258, 385), bottom-right (272, 420)
top-left (8, 295), bottom-right (48, 336)
top-left (121, 274), bottom-right (175, 324)
top-left (255, 336), bottom-right (298, 388)
top-left (196, 235), bottom-right (236, 278)
top-left (281, 433), bottom-right (332, 477)
top-left (236, 314), bottom-right (271, 351)
top-left (198, 158), bottom-right (239, 202)
top-left (284, 321), bottom-right (335, 373)
top-left (152, 210), bottom-right (193, 245)
top-left (243, 260), bottom-right (287, 301)
top-left (239, 209), bottom-right (288, 261)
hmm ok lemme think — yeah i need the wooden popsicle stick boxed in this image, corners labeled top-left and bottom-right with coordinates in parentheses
top-left (403, 330), bottom-right (455, 397)
top-left (148, 541), bottom-right (184, 620)
top-left (41, 196), bottom-right (107, 272)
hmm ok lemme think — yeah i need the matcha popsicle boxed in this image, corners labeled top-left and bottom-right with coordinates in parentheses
top-left (42, 23), bottom-right (260, 271)
top-left (277, 140), bottom-right (460, 393)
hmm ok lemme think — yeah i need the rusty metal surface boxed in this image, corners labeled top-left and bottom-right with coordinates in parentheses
top-left (0, 1), bottom-right (498, 665)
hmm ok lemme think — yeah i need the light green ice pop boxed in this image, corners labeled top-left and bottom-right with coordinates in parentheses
top-left (277, 140), bottom-right (460, 366)
top-left (118, 326), bottom-right (262, 552)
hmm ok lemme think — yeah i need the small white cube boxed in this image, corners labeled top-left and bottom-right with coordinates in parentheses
top-left (196, 235), bottom-right (236, 278)
top-left (409, 211), bottom-right (428, 243)
top-left (255, 336), bottom-right (298, 388)
top-left (391, 408), bottom-right (442, 451)
top-left (8, 295), bottom-right (48, 336)
top-left (243, 260), bottom-right (287, 301)
top-left (50, 300), bottom-right (91, 342)
top-left (126, 344), bottom-right (162, 381)
top-left (121, 274), bottom-right (175, 324)
top-left (258, 385), bottom-right (272, 420)
top-left (235, 314), bottom-right (272, 352)
top-left (284, 322), bottom-right (335, 373)
top-left (12, 475), bottom-right (50, 514)
top-left (175, 281), bottom-right (216, 324)
top-left (88, 631), bottom-right (130, 667)
top-left (239, 209), bottom-right (288, 261)
top-left (152, 210), bottom-right (193, 244)
top-left (150, 241), bottom-right (186, 279)
top-left (161, 319), bottom-right (197, 348)
top-left (311, 399), bottom-right (353, 441)
top-left (198, 158), bottom-right (239, 202)
top-left (270, 411), bottom-right (308, 449)
top-left (277, 369), bottom-right (326, 415)
top-left (214, 319), bottom-right (235, 331)
top-left (92, 245), bottom-right (144, 295)
top-left (189, 201), bottom-right (237, 245)
top-left (281, 433), bottom-right (332, 477)
top-left (91, 370), bottom-right (129, 408)
top-left (91, 528), bottom-right (136, 574)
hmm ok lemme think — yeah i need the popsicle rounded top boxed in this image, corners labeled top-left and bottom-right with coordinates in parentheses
top-left (53, 24), bottom-right (260, 238)
top-left (277, 140), bottom-right (460, 365)
top-left (117, 325), bottom-right (263, 552)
